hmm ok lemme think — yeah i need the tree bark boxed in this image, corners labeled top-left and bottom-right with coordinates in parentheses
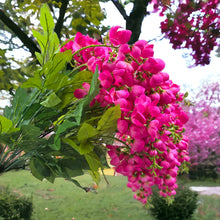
top-left (111, 0), bottom-right (151, 44)
top-left (0, 9), bottom-right (40, 57)
top-left (54, 0), bottom-right (69, 39)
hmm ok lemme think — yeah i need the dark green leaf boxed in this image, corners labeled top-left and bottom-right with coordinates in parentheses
top-left (58, 158), bottom-right (85, 177)
top-left (97, 105), bottom-right (121, 133)
top-left (49, 135), bottom-right (61, 151)
top-left (4, 88), bottom-right (39, 125)
top-left (0, 131), bottom-right (21, 145)
top-left (62, 137), bottom-right (81, 154)
top-left (19, 125), bottom-right (46, 152)
top-left (56, 120), bottom-right (76, 135)
top-left (29, 157), bottom-right (51, 181)
top-left (84, 66), bottom-right (100, 107)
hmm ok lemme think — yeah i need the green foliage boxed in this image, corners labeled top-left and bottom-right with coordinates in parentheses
top-left (0, 0), bottom-right (108, 91)
top-left (0, 4), bottom-right (120, 191)
top-left (148, 186), bottom-right (199, 220)
top-left (0, 144), bottom-right (26, 174)
top-left (189, 165), bottom-right (219, 181)
top-left (97, 105), bottom-right (121, 134)
top-left (0, 186), bottom-right (33, 220)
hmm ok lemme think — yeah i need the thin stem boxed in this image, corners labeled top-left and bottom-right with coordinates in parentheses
top-left (68, 63), bottom-right (87, 77)
top-left (72, 44), bottom-right (112, 57)
top-left (101, 135), bottom-right (131, 149)
top-left (100, 166), bottom-right (110, 185)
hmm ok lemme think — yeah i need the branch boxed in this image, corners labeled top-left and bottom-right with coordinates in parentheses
top-left (0, 9), bottom-right (40, 57)
top-left (111, 0), bottom-right (128, 20)
top-left (54, 0), bottom-right (69, 39)
top-left (126, 0), bottom-right (151, 44)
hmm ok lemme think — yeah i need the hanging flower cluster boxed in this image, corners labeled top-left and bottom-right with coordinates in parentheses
top-left (151, 0), bottom-right (220, 66)
top-left (61, 26), bottom-right (189, 204)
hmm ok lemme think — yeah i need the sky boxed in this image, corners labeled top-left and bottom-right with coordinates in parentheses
top-left (100, 1), bottom-right (220, 97)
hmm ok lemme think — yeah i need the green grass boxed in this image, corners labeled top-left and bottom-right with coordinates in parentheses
top-left (0, 170), bottom-right (152, 220)
top-left (0, 170), bottom-right (220, 220)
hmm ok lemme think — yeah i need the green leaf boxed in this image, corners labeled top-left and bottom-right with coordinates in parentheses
top-left (45, 50), bottom-right (72, 77)
top-left (35, 52), bottom-right (43, 65)
top-left (69, 101), bottom-right (84, 126)
top-left (40, 92), bottom-right (61, 107)
top-left (72, 69), bottom-right (93, 91)
top-left (45, 174), bottom-right (55, 183)
top-left (62, 137), bottom-right (81, 153)
top-left (97, 105), bottom-right (121, 133)
top-left (40, 4), bottom-right (55, 33)
top-left (32, 30), bottom-right (46, 54)
top-left (85, 151), bottom-right (101, 184)
top-left (48, 32), bottom-right (60, 56)
top-left (58, 158), bottom-right (85, 177)
top-left (77, 123), bottom-right (99, 142)
top-left (88, 170), bottom-right (100, 184)
top-left (30, 157), bottom-right (51, 181)
top-left (79, 141), bottom-right (94, 155)
top-left (18, 124), bottom-right (46, 152)
top-left (49, 135), bottom-right (61, 151)
top-left (56, 86), bottom-right (76, 110)
top-left (0, 130), bottom-right (21, 146)
top-left (51, 120), bottom-right (77, 151)
top-left (0, 116), bottom-right (13, 133)
top-left (4, 88), bottom-right (38, 125)
top-left (84, 66), bottom-right (100, 107)
top-left (22, 71), bottom-right (42, 90)
top-left (57, 120), bottom-right (76, 135)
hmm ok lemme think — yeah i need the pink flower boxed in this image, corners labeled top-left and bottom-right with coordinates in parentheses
top-left (130, 85), bottom-right (146, 98)
top-left (60, 40), bottom-right (74, 52)
top-left (99, 70), bottom-right (113, 88)
top-left (131, 45), bottom-right (141, 59)
top-left (131, 110), bottom-right (146, 127)
top-left (117, 119), bottom-right (129, 134)
top-left (109, 26), bottom-right (132, 46)
top-left (165, 176), bottom-right (176, 187)
top-left (148, 120), bottom-right (159, 140)
top-left (142, 44), bottom-right (154, 58)
top-left (114, 98), bottom-right (132, 112)
top-left (131, 139), bottom-right (145, 153)
top-left (149, 73), bottom-right (164, 87)
top-left (74, 83), bottom-right (90, 99)
top-left (142, 58), bottom-right (165, 74)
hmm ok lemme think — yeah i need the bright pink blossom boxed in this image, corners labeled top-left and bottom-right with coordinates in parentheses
top-left (61, 26), bottom-right (189, 205)
top-left (109, 26), bottom-right (132, 46)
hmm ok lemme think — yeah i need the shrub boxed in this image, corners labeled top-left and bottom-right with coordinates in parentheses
top-left (148, 185), bottom-right (198, 220)
top-left (0, 186), bottom-right (33, 220)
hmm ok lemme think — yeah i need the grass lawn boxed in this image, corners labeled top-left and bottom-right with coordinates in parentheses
top-left (0, 170), bottom-right (220, 220)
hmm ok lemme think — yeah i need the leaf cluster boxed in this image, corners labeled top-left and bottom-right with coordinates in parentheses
top-left (0, 0), bottom-right (109, 91)
top-left (0, 4), bottom-right (120, 190)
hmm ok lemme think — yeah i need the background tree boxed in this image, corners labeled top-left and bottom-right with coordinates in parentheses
top-left (183, 82), bottom-right (220, 179)
top-left (0, 0), bottom-right (108, 90)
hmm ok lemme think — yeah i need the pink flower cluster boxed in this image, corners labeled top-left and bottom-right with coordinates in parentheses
top-left (61, 26), bottom-right (189, 204)
top-left (151, 0), bottom-right (220, 66)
